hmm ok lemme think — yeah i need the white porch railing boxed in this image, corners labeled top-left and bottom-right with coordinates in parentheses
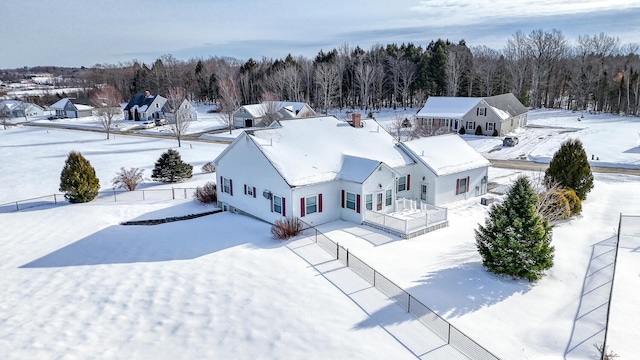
top-left (363, 200), bottom-right (448, 237)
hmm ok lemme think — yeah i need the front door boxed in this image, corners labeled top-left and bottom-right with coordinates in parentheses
top-left (376, 192), bottom-right (383, 211)
top-left (245, 119), bottom-right (253, 127)
top-left (420, 183), bottom-right (428, 202)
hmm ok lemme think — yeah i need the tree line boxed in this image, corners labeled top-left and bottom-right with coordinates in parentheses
top-left (78, 29), bottom-right (640, 115)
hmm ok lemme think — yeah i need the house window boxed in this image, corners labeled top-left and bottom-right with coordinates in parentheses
top-left (478, 107), bottom-right (485, 116)
top-left (301, 194), bottom-right (322, 216)
top-left (397, 176), bottom-right (407, 192)
top-left (466, 121), bottom-right (475, 130)
top-left (385, 189), bottom-right (392, 206)
top-left (273, 195), bottom-right (283, 215)
top-left (346, 192), bottom-right (356, 210)
top-left (244, 184), bottom-right (255, 197)
top-left (456, 177), bottom-right (470, 195)
top-left (487, 122), bottom-right (495, 132)
top-left (156, 103), bottom-right (160, 108)
top-left (365, 194), bottom-right (373, 210)
top-left (221, 177), bottom-right (233, 195)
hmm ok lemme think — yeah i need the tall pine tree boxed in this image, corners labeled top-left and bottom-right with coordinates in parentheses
top-left (544, 138), bottom-right (594, 201)
top-left (475, 176), bottom-right (554, 281)
top-left (59, 151), bottom-right (100, 203)
top-left (151, 149), bottom-right (193, 183)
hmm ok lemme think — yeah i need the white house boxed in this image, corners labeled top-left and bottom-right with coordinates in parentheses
top-left (232, 101), bottom-right (316, 128)
top-left (416, 93), bottom-right (528, 136)
top-left (162, 99), bottom-right (197, 123)
top-left (213, 115), bottom-right (490, 237)
top-left (123, 91), bottom-right (167, 121)
top-left (0, 100), bottom-right (45, 119)
top-left (49, 98), bottom-right (94, 118)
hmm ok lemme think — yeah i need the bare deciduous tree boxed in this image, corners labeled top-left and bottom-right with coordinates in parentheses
top-left (260, 92), bottom-right (282, 126)
top-left (0, 107), bottom-right (9, 130)
top-left (91, 85), bottom-right (123, 139)
top-left (314, 62), bottom-right (340, 114)
top-left (112, 167), bottom-right (144, 191)
top-left (164, 86), bottom-right (191, 147)
top-left (217, 76), bottom-right (241, 134)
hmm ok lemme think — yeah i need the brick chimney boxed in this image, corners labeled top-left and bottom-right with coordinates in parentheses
top-left (144, 90), bottom-right (151, 98)
top-left (352, 112), bottom-right (361, 128)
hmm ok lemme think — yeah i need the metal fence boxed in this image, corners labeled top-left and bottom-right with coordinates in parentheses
top-left (307, 224), bottom-right (500, 360)
top-left (0, 187), bottom-right (199, 213)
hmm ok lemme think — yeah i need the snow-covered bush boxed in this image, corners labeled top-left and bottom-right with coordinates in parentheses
top-left (193, 182), bottom-right (217, 204)
top-left (271, 216), bottom-right (302, 240)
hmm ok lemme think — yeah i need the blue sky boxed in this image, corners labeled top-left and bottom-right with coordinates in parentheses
top-left (3, 0), bottom-right (639, 69)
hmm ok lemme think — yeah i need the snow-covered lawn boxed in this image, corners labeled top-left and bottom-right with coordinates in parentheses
top-left (1, 108), bottom-right (639, 359)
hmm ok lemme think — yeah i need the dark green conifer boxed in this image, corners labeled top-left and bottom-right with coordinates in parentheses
top-left (151, 149), bottom-right (193, 183)
top-left (545, 138), bottom-right (594, 201)
top-left (59, 151), bottom-right (100, 203)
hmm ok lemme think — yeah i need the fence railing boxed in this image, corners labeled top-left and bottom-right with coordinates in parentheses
top-left (363, 205), bottom-right (448, 236)
top-left (305, 224), bottom-right (500, 360)
top-left (0, 187), bottom-right (199, 213)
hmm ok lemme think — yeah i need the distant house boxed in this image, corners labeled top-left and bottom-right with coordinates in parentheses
top-left (49, 98), bottom-right (94, 118)
top-left (162, 99), bottom-right (197, 123)
top-left (123, 91), bottom-right (167, 121)
top-left (213, 114), bottom-right (490, 238)
top-left (232, 101), bottom-right (316, 128)
top-left (415, 93), bottom-right (528, 136)
top-left (0, 100), bottom-right (44, 118)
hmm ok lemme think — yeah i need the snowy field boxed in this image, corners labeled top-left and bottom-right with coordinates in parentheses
top-left (1, 108), bottom-right (639, 359)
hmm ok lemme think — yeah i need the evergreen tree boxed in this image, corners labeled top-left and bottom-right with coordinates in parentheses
top-left (151, 149), bottom-right (193, 183)
top-left (475, 176), bottom-right (554, 281)
top-left (544, 138), bottom-right (594, 200)
top-left (59, 151), bottom-right (100, 203)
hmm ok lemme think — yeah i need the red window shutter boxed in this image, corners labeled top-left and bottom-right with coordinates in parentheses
top-left (318, 194), bottom-right (323, 212)
top-left (466, 176), bottom-right (470, 192)
top-left (456, 179), bottom-right (460, 195)
top-left (253, 187), bottom-right (256, 198)
top-left (356, 194), bottom-right (361, 213)
top-left (407, 174), bottom-right (411, 191)
top-left (230, 179), bottom-right (233, 196)
top-left (341, 190), bottom-right (345, 208)
top-left (244, 184), bottom-right (247, 195)
top-left (282, 197), bottom-right (286, 216)
top-left (300, 197), bottom-right (305, 217)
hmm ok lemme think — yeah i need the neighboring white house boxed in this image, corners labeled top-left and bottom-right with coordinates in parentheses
top-left (162, 99), bottom-right (197, 123)
top-left (232, 101), bottom-right (316, 128)
top-left (415, 93), bottom-right (528, 136)
top-left (0, 100), bottom-right (45, 119)
top-left (49, 98), bottom-right (94, 118)
top-left (213, 115), bottom-right (490, 237)
top-left (123, 91), bottom-right (167, 121)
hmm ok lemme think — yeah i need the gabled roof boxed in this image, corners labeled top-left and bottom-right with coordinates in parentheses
top-left (1, 100), bottom-right (44, 111)
top-left (484, 93), bottom-right (528, 118)
top-left (49, 98), bottom-right (72, 110)
top-left (124, 93), bottom-right (164, 111)
top-left (235, 102), bottom-right (314, 119)
top-left (416, 97), bottom-right (482, 119)
top-left (399, 133), bottom-right (491, 176)
top-left (238, 116), bottom-right (414, 186)
top-left (236, 104), bottom-right (267, 118)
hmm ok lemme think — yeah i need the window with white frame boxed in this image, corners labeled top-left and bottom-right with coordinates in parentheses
top-left (305, 195), bottom-right (318, 215)
top-left (478, 107), bottom-right (485, 116)
top-left (487, 122), bottom-right (495, 132)
top-left (273, 195), bottom-right (283, 215)
top-left (222, 177), bottom-right (231, 194)
top-left (385, 189), bottom-right (392, 206)
top-left (346, 192), bottom-right (356, 210)
top-left (456, 177), bottom-right (469, 195)
top-left (244, 184), bottom-right (254, 197)
top-left (365, 194), bottom-right (373, 210)
top-left (397, 176), bottom-right (407, 192)
top-left (466, 121), bottom-right (475, 130)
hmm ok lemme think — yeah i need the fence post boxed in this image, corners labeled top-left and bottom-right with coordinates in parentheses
top-left (408, 294), bottom-right (411, 313)
top-left (54, 194), bottom-right (57, 204)
top-left (184, 188), bottom-right (187, 199)
top-left (113, 190), bottom-right (117, 202)
top-left (143, 190), bottom-right (145, 201)
top-left (336, 242), bottom-right (339, 260)
top-left (15, 201), bottom-right (19, 211)
top-left (346, 248), bottom-right (349, 267)
top-left (447, 324), bottom-right (451, 344)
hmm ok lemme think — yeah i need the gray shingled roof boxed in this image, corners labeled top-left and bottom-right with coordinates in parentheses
top-left (484, 93), bottom-right (528, 117)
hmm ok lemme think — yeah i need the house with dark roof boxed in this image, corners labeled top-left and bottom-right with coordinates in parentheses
top-left (415, 93), bottom-right (528, 136)
top-left (49, 98), bottom-right (94, 118)
top-left (123, 91), bottom-right (167, 121)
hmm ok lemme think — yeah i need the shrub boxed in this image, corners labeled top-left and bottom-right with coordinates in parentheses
top-left (537, 188), bottom-right (571, 222)
top-left (545, 139), bottom-right (593, 200)
top-left (193, 182), bottom-right (217, 204)
top-left (112, 167), bottom-right (144, 191)
top-left (459, 126), bottom-right (466, 135)
top-left (201, 161), bottom-right (216, 173)
top-left (151, 149), bottom-right (193, 183)
top-left (475, 176), bottom-right (554, 281)
top-left (492, 129), bottom-right (499, 136)
top-left (271, 216), bottom-right (303, 240)
top-left (475, 124), bottom-right (483, 135)
top-left (563, 188), bottom-right (582, 216)
top-left (59, 151), bottom-right (100, 203)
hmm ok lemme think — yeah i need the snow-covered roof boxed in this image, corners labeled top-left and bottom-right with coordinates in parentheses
top-left (246, 116), bottom-right (414, 186)
top-left (0, 100), bottom-right (43, 111)
top-left (49, 98), bottom-right (69, 110)
top-left (400, 133), bottom-right (491, 176)
top-left (416, 97), bottom-right (482, 119)
top-left (240, 104), bottom-right (267, 118)
top-left (74, 104), bottom-right (94, 111)
top-left (237, 102), bottom-right (313, 119)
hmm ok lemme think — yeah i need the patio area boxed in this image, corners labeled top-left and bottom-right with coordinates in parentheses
top-left (363, 199), bottom-right (448, 239)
